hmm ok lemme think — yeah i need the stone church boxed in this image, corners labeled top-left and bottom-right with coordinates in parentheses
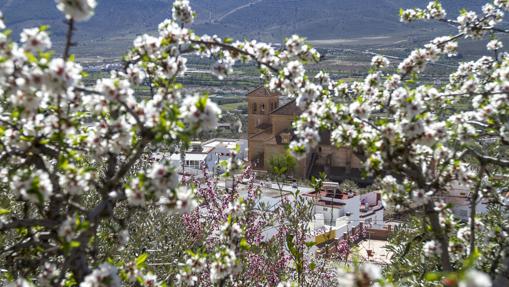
top-left (247, 86), bottom-right (370, 185)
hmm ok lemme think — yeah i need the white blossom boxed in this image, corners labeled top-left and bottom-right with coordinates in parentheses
top-left (38, 263), bottom-right (60, 287)
top-left (180, 94), bottom-right (221, 131)
top-left (48, 58), bottom-right (82, 90)
top-left (487, 39), bottom-right (503, 51)
top-left (172, 0), bottom-right (195, 24)
top-left (6, 279), bottom-right (34, 287)
top-left (55, 0), bottom-right (97, 21)
top-left (426, 1), bottom-right (447, 19)
top-left (133, 34), bottom-right (160, 56)
top-left (175, 186), bottom-right (197, 213)
top-left (0, 11), bottom-right (5, 30)
top-left (125, 178), bottom-right (145, 206)
top-left (423, 240), bottom-right (441, 257)
top-left (212, 54), bottom-right (234, 80)
top-left (141, 273), bottom-right (159, 287)
top-left (495, 0), bottom-right (509, 11)
top-left (360, 263), bottom-right (382, 281)
top-left (58, 217), bottom-right (75, 242)
top-left (459, 269), bottom-right (492, 287)
top-left (126, 64), bottom-right (146, 85)
top-left (371, 55), bottom-right (390, 69)
top-left (20, 27), bottom-right (52, 52)
top-left (13, 170), bottom-right (53, 204)
top-left (80, 263), bottom-right (121, 287)
top-left (149, 163), bottom-right (179, 191)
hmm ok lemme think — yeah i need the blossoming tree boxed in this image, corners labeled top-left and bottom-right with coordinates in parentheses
top-left (1, 0), bottom-right (509, 286)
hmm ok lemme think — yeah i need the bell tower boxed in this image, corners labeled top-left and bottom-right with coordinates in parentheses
top-left (247, 87), bottom-right (279, 138)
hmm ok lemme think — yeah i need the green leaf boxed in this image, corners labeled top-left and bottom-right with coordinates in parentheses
top-left (0, 208), bottom-right (10, 215)
top-left (136, 253), bottom-right (149, 268)
top-left (424, 272), bottom-right (442, 281)
top-left (286, 234), bottom-right (299, 260)
top-left (240, 238), bottom-right (250, 250)
top-left (309, 261), bottom-right (316, 271)
top-left (25, 52), bottom-right (37, 63)
top-left (305, 241), bottom-right (316, 248)
top-left (462, 247), bottom-right (480, 269)
top-left (70, 241), bottom-right (81, 248)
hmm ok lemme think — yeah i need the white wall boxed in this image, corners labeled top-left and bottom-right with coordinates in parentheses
top-left (342, 196), bottom-right (361, 229)
top-left (360, 192), bottom-right (378, 206)
top-left (446, 181), bottom-right (488, 222)
top-left (313, 206), bottom-right (345, 226)
top-left (238, 139), bottom-right (248, 160)
top-left (363, 208), bottom-right (384, 229)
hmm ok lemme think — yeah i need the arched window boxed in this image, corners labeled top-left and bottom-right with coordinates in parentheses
top-left (252, 103), bottom-right (257, 113)
top-left (261, 104), bottom-right (265, 113)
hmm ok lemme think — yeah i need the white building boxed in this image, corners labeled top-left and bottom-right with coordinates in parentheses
top-left (359, 192), bottom-right (384, 229)
top-left (169, 153), bottom-right (209, 175)
top-left (444, 181), bottom-right (489, 222)
top-left (303, 182), bottom-right (384, 243)
top-left (202, 139), bottom-right (248, 174)
top-left (168, 138), bottom-right (248, 175)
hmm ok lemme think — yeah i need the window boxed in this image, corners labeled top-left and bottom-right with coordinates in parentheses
top-left (261, 104), bottom-right (265, 113)
top-left (252, 103), bottom-right (257, 113)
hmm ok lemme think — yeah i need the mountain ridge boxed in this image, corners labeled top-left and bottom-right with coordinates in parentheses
top-left (1, 0), bottom-right (488, 57)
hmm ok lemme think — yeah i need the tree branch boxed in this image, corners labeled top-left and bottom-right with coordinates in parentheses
top-left (470, 165), bottom-right (485, 255)
top-left (63, 19), bottom-right (75, 60)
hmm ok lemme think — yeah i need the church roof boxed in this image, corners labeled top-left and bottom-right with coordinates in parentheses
top-left (246, 86), bottom-right (278, 98)
top-left (270, 100), bottom-right (301, 116)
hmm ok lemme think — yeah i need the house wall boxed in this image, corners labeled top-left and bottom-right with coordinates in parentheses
top-left (316, 146), bottom-right (362, 169)
top-left (248, 140), bottom-right (266, 167)
top-left (271, 115), bottom-right (295, 136)
top-left (263, 143), bottom-right (307, 177)
top-left (367, 228), bottom-right (391, 240)
top-left (318, 195), bottom-right (362, 229)
top-left (335, 222), bottom-right (350, 239)
top-left (360, 192), bottom-right (378, 206)
top-left (363, 208), bottom-right (384, 229)
top-left (313, 205), bottom-right (345, 226)
top-left (238, 139), bottom-right (248, 160)
top-left (445, 181), bottom-right (488, 221)
top-left (343, 197), bottom-right (361, 228)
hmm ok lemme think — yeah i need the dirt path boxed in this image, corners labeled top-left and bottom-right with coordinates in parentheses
top-left (215, 0), bottom-right (265, 23)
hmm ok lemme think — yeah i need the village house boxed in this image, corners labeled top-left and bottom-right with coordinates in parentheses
top-left (304, 182), bottom-right (384, 232)
top-left (169, 138), bottom-right (248, 175)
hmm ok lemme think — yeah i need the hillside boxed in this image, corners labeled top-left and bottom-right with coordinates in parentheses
top-left (1, 0), bottom-right (488, 58)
